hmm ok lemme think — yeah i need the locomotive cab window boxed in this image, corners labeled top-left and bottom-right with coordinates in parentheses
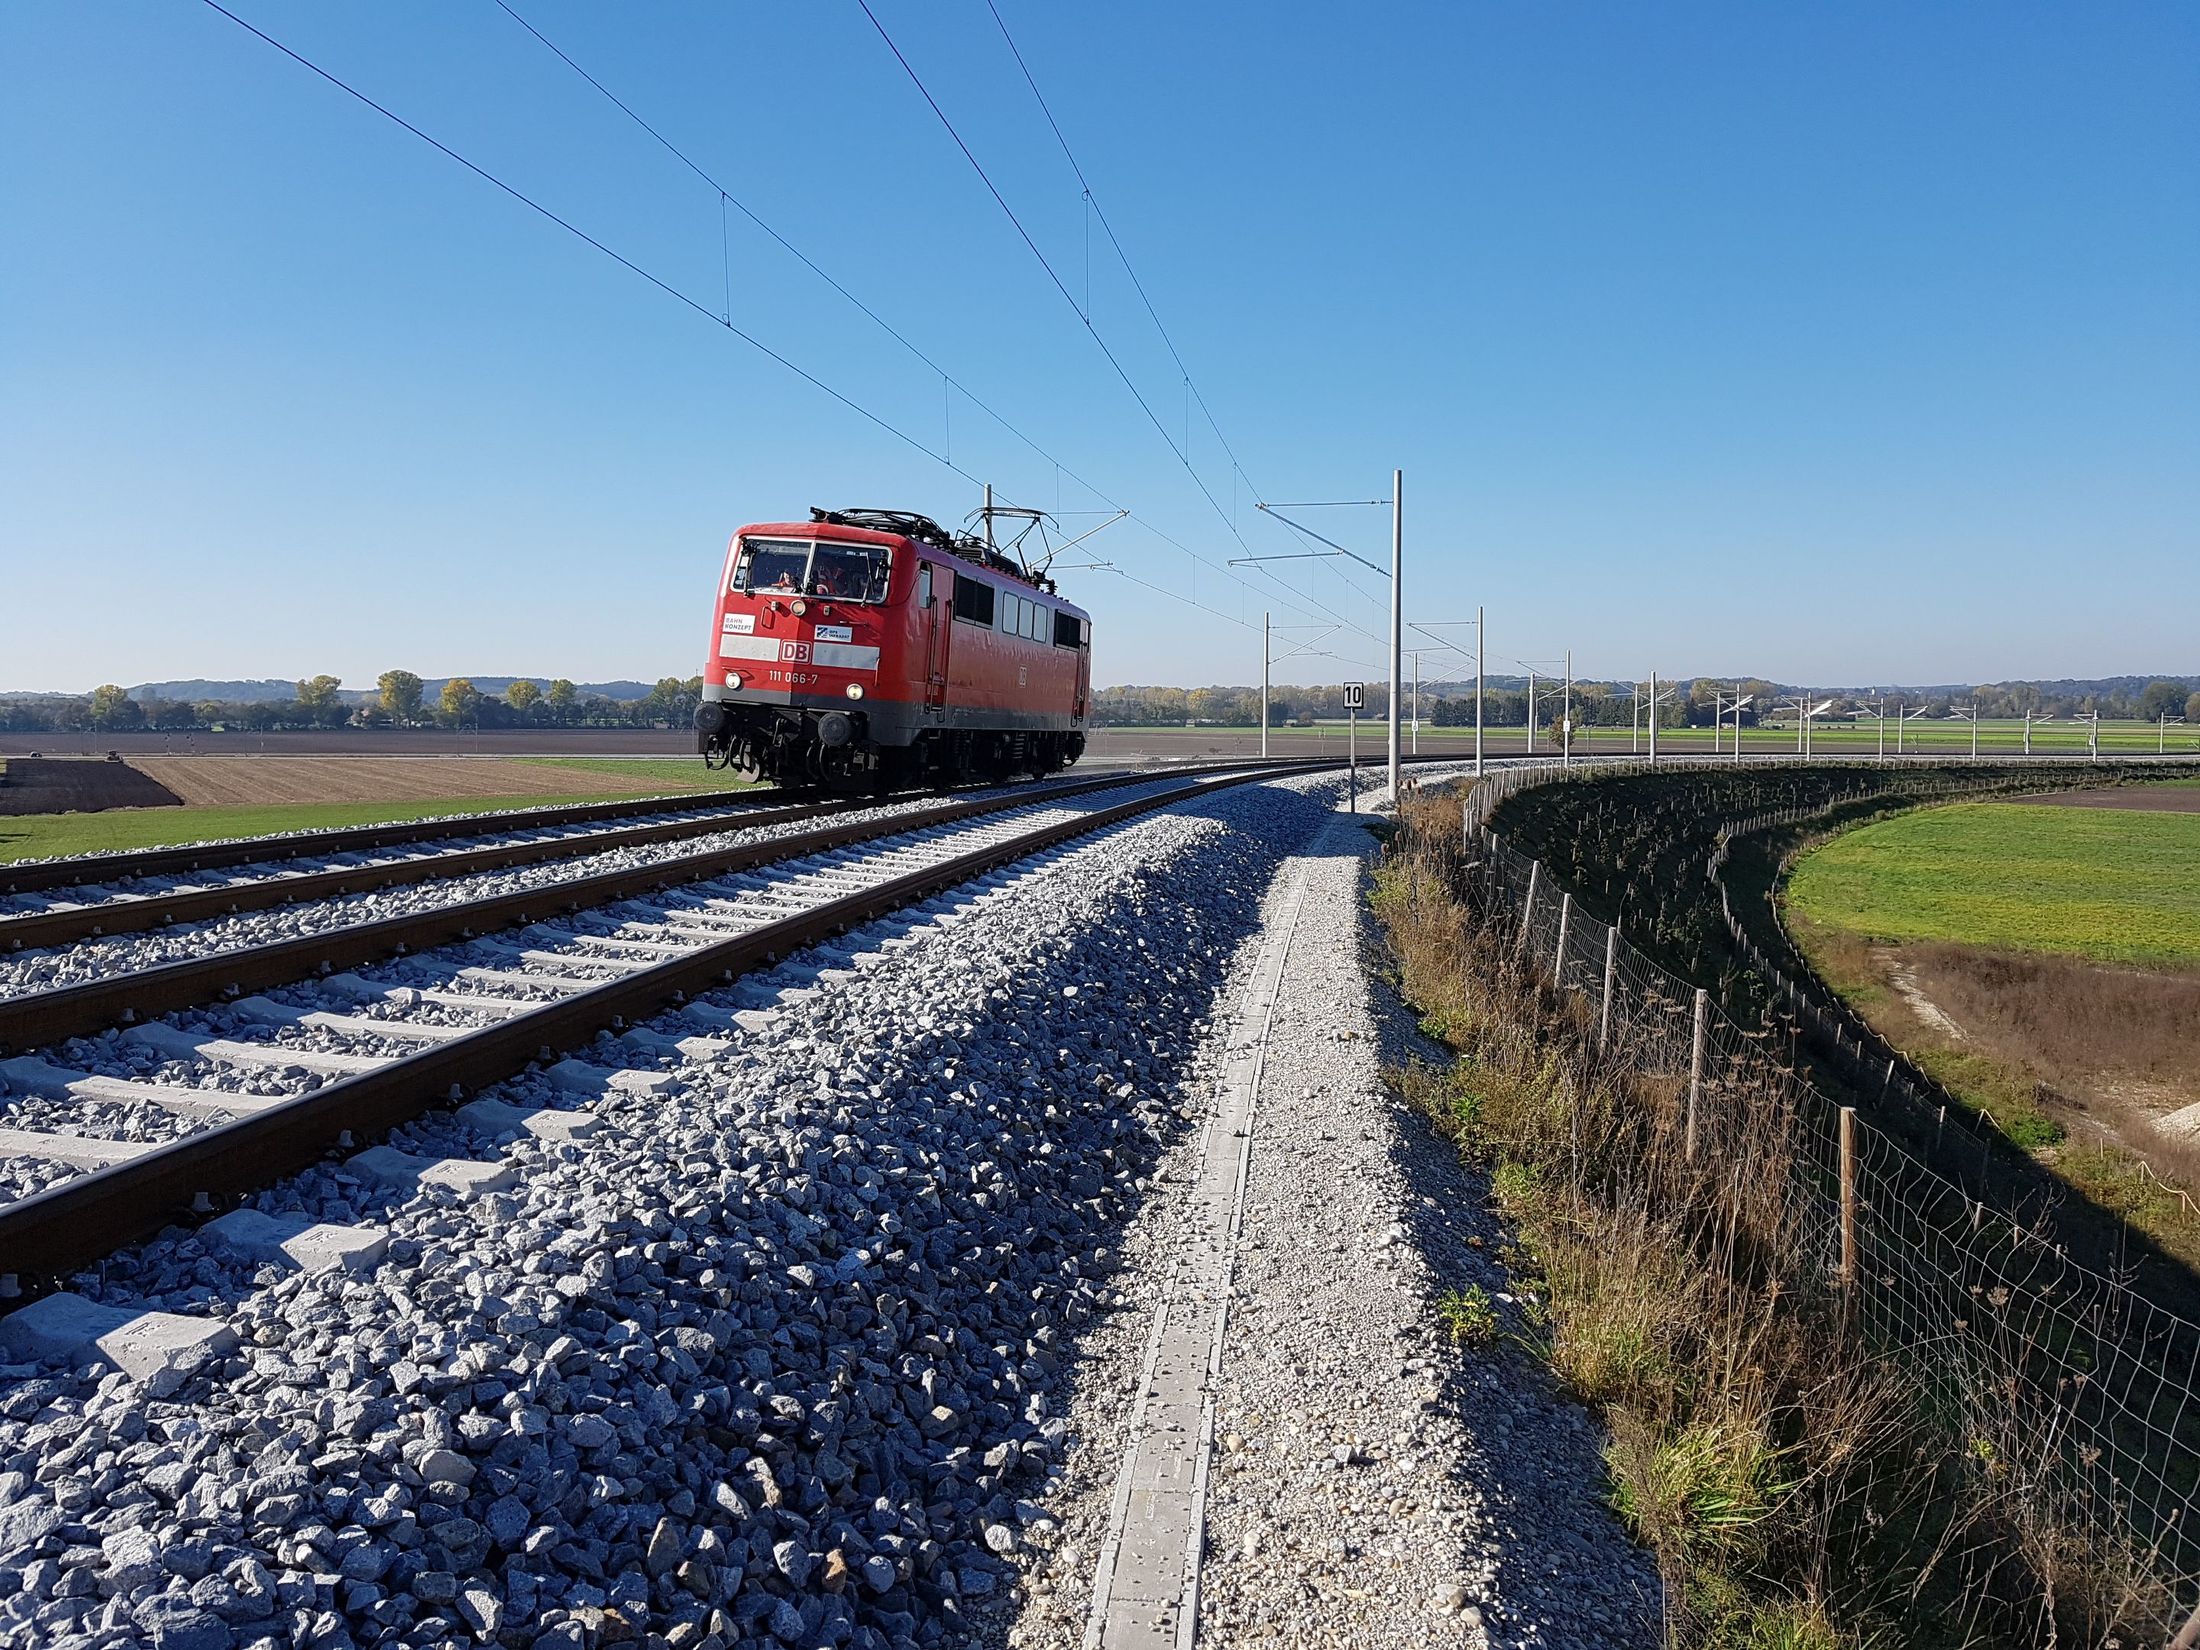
top-left (733, 538), bottom-right (809, 595)
top-left (1053, 610), bottom-right (1083, 649)
top-left (807, 543), bottom-right (890, 603)
top-left (953, 578), bottom-right (995, 627)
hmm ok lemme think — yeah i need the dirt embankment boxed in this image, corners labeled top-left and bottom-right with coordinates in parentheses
top-left (1807, 916), bottom-right (2200, 1174)
top-left (0, 757), bottom-right (185, 815)
top-left (1903, 943), bottom-right (2200, 1115)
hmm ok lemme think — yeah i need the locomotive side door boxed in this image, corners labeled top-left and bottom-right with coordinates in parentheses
top-left (919, 563), bottom-right (949, 715)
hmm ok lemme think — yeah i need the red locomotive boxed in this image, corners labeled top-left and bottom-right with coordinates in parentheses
top-left (694, 508), bottom-right (1092, 788)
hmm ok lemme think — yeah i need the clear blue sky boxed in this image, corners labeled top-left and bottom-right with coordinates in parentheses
top-left (3, 1), bottom-right (2195, 694)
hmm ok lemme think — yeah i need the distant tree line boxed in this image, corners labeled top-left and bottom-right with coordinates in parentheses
top-left (0, 675), bottom-right (708, 735)
top-left (12, 674), bottom-right (2196, 737)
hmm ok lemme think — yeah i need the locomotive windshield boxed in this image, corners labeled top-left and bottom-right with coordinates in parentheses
top-left (731, 537), bottom-right (891, 602)
top-left (806, 543), bottom-right (890, 602)
top-left (733, 538), bottom-right (809, 593)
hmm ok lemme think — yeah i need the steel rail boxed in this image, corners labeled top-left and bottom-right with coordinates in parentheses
top-left (0, 762), bottom-right (1318, 1283)
top-left (0, 784), bottom-right (794, 897)
top-left (0, 794), bottom-right (876, 953)
top-left (0, 763), bottom-right (1285, 1054)
top-left (0, 758), bottom-right (1383, 953)
top-left (0, 761), bottom-right (1318, 941)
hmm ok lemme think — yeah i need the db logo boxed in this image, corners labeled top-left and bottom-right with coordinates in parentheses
top-left (780, 642), bottom-right (812, 663)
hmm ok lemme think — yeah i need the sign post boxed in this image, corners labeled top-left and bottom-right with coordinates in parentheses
top-left (1344, 682), bottom-right (1365, 812)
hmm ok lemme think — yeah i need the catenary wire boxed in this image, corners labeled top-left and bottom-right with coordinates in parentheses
top-left (853, 2), bottom-right (1281, 572)
top-left (981, 0), bottom-right (1256, 494)
top-left (484, 0), bottom-right (1381, 646)
top-left (198, 0), bottom-right (973, 484)
top-left (202, 1), bottom-right (1377, 654)
top-left (974, 0), bottom-right (1393, 637)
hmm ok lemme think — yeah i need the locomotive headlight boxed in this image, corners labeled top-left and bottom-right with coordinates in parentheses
top-left (845, 682), bottom-right (865, 700)
top-left (790, 598), bottom-right (809, 616)
top-left (725, 672), bottom-right (744, 690)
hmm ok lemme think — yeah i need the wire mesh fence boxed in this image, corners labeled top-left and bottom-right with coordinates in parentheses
top-left (1469, 808), bottom-right (2200, 1591)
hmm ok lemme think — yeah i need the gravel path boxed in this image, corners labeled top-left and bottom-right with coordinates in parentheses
top-left (992, 794), bottom-right (1659, 1650)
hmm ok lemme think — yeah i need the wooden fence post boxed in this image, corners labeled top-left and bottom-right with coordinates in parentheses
top-left (2166, 1600), bottom-right (2200, 1650)
top-left (1839, 1106), bottom-right (1858, 1296)
top-left (1687, 988), bottom-right (1708, 1162)
top-left (1553, 893), bottom-right (1571, 991)
top-left (1517, 861), bottom-right (1539, 955)
top-left (1600, 925), bottom-right (1618, 1050)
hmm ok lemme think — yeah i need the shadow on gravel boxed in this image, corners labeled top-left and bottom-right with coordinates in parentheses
top-left (1361, 888), bottom-right (1666, 1649)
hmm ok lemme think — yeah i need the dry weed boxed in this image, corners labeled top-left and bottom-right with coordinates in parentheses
top-left (1375, 789), bottom-right (2187, 1648)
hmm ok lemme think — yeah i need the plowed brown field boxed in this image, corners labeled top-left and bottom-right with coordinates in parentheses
top-left (127, 757), bottom-right (691, 807)
top-left (2007, 783), bottom-right (2200, 814)
top-left (0, 757), bottom-right (186, 815)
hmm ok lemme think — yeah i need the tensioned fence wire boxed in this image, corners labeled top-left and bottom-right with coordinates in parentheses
top-left (1465, 808), bottom-right (2200, 1589)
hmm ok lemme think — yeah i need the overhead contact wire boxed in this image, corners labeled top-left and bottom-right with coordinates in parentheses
top-left (491, 0), bottom-right (1377, 645)
top-left (852, 1), bottom-right (1271, 565)
top-left (973, 1), bottom-right (1388, 639)
top-left (197, 0), bottom-right (977, 484)
top-left (982, 0), bottom-right (1252, 486)
top-left (205, 0), bottom-right (1374, 651)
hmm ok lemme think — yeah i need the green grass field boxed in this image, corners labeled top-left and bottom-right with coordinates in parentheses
top-left (1787, 802), bottom-right (2200, 965)
top-left (515, 756), bottom-right (756, 788)
top-left (0, 793), bottom-right (688, 865)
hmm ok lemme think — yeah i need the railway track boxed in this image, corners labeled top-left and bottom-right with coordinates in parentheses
top-left (0, 760), bottom-right (1319, 1291)
top-left (0, 783), bottom-right (789, 898)
top-left (0, 766), bottom-right (1270, 1043)
top-left (0, 795), bottom-right (880, 955)
top-left (0, 761), bottom-right (1296, 958)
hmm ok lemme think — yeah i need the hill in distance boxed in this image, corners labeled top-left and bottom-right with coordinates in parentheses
top-left (126, 679), bottom-right (304, 703)
top-left (413, 678), bottom-right (657, 703)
